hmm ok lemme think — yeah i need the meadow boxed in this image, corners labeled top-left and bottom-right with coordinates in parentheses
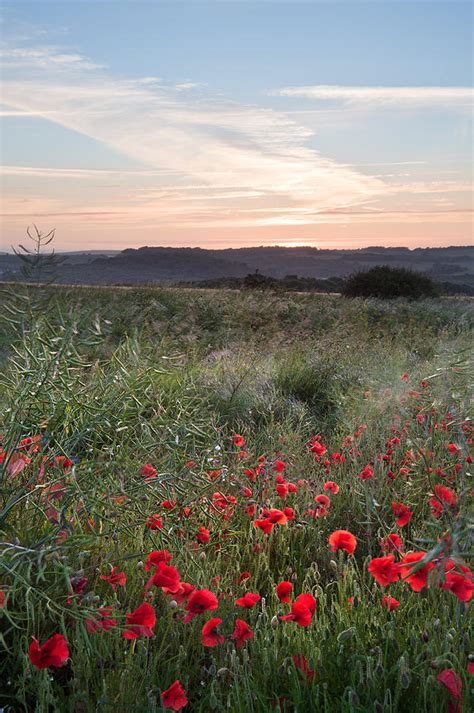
top-left (0, 283), bottom-right (472, 712)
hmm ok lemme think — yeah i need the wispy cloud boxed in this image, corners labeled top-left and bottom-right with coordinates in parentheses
top-left (271, 85), bottom-right (473, 106)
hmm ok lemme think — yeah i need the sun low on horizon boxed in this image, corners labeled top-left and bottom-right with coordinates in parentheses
top-left (0, 0), bottom-right (472, 252)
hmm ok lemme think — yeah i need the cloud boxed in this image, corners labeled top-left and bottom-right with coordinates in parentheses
top-left (271, 85), bottom-right (474, 106)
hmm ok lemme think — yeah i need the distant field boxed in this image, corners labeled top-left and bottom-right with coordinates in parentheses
top-left (0, 284), bottom-right (472, 712)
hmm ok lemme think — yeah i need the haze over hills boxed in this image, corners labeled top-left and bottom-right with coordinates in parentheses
top-left (1, 245), bottom-right (473, 292)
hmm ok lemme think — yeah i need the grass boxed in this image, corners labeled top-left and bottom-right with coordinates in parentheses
top-left (0, 283), bottom-right (472, 712)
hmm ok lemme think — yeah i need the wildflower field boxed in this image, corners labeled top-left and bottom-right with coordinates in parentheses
top-left (0, 284), bottom-right (472, 712)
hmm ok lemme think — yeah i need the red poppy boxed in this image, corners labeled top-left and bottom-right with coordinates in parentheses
top-left (437, 669), bottom-right (462, 700)
top-left (392, 502), bottom-right (413, 527)
top-left (123, 602), bottom-right (156, 639)
top-left (28, 634), bottom-right (69, 669)
top-left (441, 561), bottom-right (473, 602)
top-left (447, 444), bottom-right (460, 455)
top-left (401, 372), bottom-right (409, 382)
top-left (328, 530), bottom-right (357, 555)
top-left (161, 680), bottom-right (188, 711)
top-left (144, 550), bottom-right (171, 572)
top-left (254, 518), bottom-right (274, 534)
top-left (141, 463), bottom-right (156, 481)
top-left (323, 481), bottom-right (339, 494)
top-left (265, 508), bottom-right (288, 525)
top-left (433, 484), bottom-right (458, 508)
top-left (85, 607), bottom-right (118, 633)
top-left (429, 497), bottom-right (444, 518)
top-left (276, 581), bottom-right (293, 603)
top-left (165, 581), bottom-right (195, 604)
top-left (201, 617), bottom-right (224, 647)
top-left (238, 571), bottom-right (251, 584)
top-left (292, 654), bottom-right (315, 683)
top-left (283, 507), bottom-right (295, 520)
top-left (274, 459), bottom-right (286, 473)
top-left (280, 593), bottom-right (316, 627)
top-left (381, 595), bottom-right (400, 611)
top-left (380, 533), bottom-right (404, 553)
top-left (233, 434), bottom-right (245, 447)
top-left (368, 555), bottom-right (401, 587)
top-left (359, 465), bottom-right (374, 480)
top-left (235, 592), bottom-right (261, 609)
top-left (146, 514), bottom-right (163, 530)
top-left (100, 567), bottom-right (126, 591)
top-left (196, 527), bottom-right (210, 544)
top-left (230, 619), bottom-right (254, 648)
top-left (315, 494), bottom-right (331, 508)
top-left (184, 589), bottom-right (218, 623)
top-left (276, 483), bottom-right (288, 498)
top-left (148, 562), bottom-right (181, 593)
top-left (400, 552), bottom-right (434, 592)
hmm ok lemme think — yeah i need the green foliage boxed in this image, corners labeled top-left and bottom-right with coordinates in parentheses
top-left (343, 265), bottom-right (440, 299)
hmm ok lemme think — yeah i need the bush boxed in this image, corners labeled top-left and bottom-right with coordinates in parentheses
top-left (342, 265), bottom-right (440, 299)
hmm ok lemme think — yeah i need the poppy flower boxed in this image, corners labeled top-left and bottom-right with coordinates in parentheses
top-left (441, 561), bottom-right (473, 602)
top-left (433, 484), bottom-right (458, 508)
top-left (235, 592), bottom-right (261, 609)
top-left (123, 602), bottom-right (156, 639)
top-left (254, 518), bottom-right (274, 534)
top-left (184, 589), bottom-right (218, 623)
top-left (233, 434), bottom-right (245, 447)
top-left (328, 530), bottom-right (357, 555)
top-left (230, 619), bottom-right (254, 648)
top-left (381, 595), bottom-right (400, 611)
top-left (265, 508), bottom-right (288, 525)
top-left (147, 563), bottom-right (181, 593)
top-left (315, 494), bottom-right (331, 508)
top-left (309, 440), bottom-right (326, 456)
top-left (141, 463), bottom-right (156, 481)
top-left (324, 481), bottom-right (339, 494)
top-left (85, 607), bottom-right (118, 634)
top-left (437, 669), bottom-right (462, 701)
top-left (201, 618), bottom-right (224, 647)
top-left (276, 483), bottom-right (288, 498)
top-left (368, 555), bottom-right (401, 587)
top-left (429, 497), bottom-right (444, 518)
top-left (283, 507), bottom-right (295, 520)
top-left (292, 654), bottom-right (315, 683)
top-left (146, 514), bottom-right (163, 530)
top-left (161, 680), bottom-right (188, 711)
top-left (100, 567), bottom-right (126, 591)
top-left (380, 533), bottom-right (403, 553)
top-left (274, 459), bottom-right (286, 473)
top-left (359, 465), bottom-right (374, 480)
top-left (238, 571), bottom-right (251, 584)
top-left (280, 593), bottom-right (316, 627)
top-left (196, 527), bottom-right (210, 544)
top-left (392, 502), bottom-right (413, 527)
top-left (165, 581), bottom-right (195, 605)
top-left (28, 634), bottom-right (69, 669)
top-left (144, 550), bottom-right (171, 572)
top-left (276, 581), bottom-right (293, 603)
top-left (400, 552), bottom-right (434, 592)
top-left (447, 444), bottom-right (460, 455)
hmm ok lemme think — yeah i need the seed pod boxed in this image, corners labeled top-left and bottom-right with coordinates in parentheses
top-left (271, 615), bottom-right (279, 629)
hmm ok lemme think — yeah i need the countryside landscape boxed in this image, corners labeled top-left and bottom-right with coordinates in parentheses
top-left (1, 1), bottom-right (473, 712)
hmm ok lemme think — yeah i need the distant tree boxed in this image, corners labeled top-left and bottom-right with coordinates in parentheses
top-left (242, 272), bottom-right (279, 291)
top-left (342, 265), bottom-right (439, 299)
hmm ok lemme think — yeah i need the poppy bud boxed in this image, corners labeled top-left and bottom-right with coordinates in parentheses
top-left (136, 561), bottom-right (144, 570)
top-left (169, 600), bottom-right (178, 609)
top-left (217, 668), bottom-right (229, 677)
top-left (329, 560), bottom-right (338, 571)
top-left (434, 619), bottom-right (441, 630)
top-left (291, 572), bottom-right (298, 582)
top-left (199, 551), bottom-right (206, 561)
top-left (422, 631), bottom-right (429, 643)
top-left (271, 616), bottom-right (279, 629)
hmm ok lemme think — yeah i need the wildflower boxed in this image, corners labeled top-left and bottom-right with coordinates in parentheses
top-left (280, 593), bottom-right (316, 627)
top-left (123, 602), bottom-right (156, 639)
top-left (144, 550), bottom-right (171, 572)
top-left (28, 634), bottom-right (69, 669)
top-left (292, 654), bottom-right (315, 683)
top-left (85, 607), bottom-right (118, 633)
top-left (380, 533), bottom-right (404, 553)
top-left (315, 494), bottom-right (331, 508)
top-left (166, 582), bottom-right (195, 605)
top-left (401, 373), bottom-right (409, 382)
top-left (276, 581), bottom-right (293, 603)
top-left (392, 502), bottom-right (413, 527)
top-left (283, 506), bottom-right (295, 520)
top-left (433, 484), bottom-right (458, 508)
top-left (254, 518), bottom-right (274, 534)
top-left (233, 434), bottom-right (245, 447)
top-left (0, 591), bottom-right (6, 609)
top-left (230, 619), bottom-right (254, 648)
top-left (359, 465), bottom-right (374, 480)
top-left (147, 562), bottom-right (181, 593)
top-left (196, 527), bottom-right (210, 544)
top-left (146, 514), bottom-right (163, 530)
top-left (437, 669), bottom-right (462, 709)
top-left (141, 463), bottom-right (156, 481)
top-left (400, 552), bottom-right (434, 592)
top-left (161, 680), bottom-right (188, 711)
top-left (441, 561), bottom-right (473, 602)
top-left (324, 481), bottom-right (339, 494)
top-left (184, 589), bottom-right (218, 623)
top-left (429, 497), bottom-right (444, 519)
top-left (328, 530), bottom-right (357, 555)
top-left (274, 459), bottom-right (286, 473)
top-left (235, 592), bottom-right (261, 609)
top-left (368, 555), bottom-right (400, 587)
top-left (447, 444), bottom-right (460, 455)
top-left (381, 595), bottom-right (400, 611)
top-left (100, 567), bottom-right (126, 591)
top-left (238, 571), bottom-right (251, 584)
top-left (201, 618), bottom-right (224, 647)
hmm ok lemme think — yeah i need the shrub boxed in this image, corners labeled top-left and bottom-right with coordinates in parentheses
top-left (342, 265), bottom-right (440, 299)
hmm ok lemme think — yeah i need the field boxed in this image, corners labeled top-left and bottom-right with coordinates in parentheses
top-left (0, 284), bottom-right (472, 712)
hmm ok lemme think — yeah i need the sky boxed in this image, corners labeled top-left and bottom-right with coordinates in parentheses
top-left (0, 0), bottom-right (472, 252)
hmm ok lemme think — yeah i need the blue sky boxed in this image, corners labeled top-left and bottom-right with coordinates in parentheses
top-left (1, 1), bottom-right (472, 250)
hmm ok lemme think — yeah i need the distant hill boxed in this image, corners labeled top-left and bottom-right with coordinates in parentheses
top-left (1, 245), bottom-right (473, 293)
